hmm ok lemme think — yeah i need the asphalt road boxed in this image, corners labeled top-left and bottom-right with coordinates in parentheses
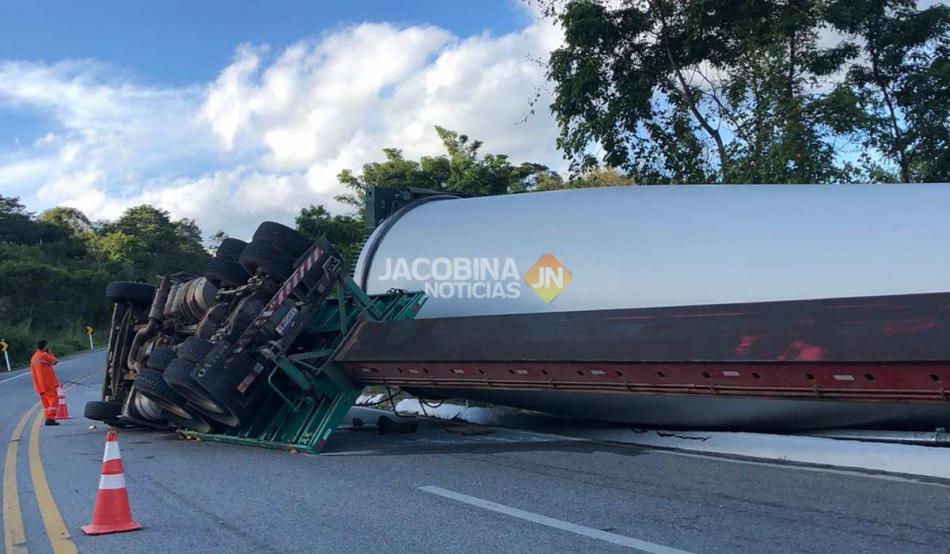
top-left (2, 350), bottom-right (949, 553)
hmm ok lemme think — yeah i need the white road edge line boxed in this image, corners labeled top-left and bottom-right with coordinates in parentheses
top-left (0, 371), bottom-right (30, 385)
top-left (418, 485), bottom-right (694, 554)
top-left (651, 449), bottom-right (950, 487)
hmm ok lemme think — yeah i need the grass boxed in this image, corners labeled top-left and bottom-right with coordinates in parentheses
top-left (0, 320), bottom-right (106, 371)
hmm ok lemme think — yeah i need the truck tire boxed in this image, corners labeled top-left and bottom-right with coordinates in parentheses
top-left (205, 256), bottom-right (249, 288)
top-left (162, 408), bottom-right (214, 434)
top-left (146, 345), bottom-right (176, 371)
top-left (176, 337), bottom-right (215, 363)
top-left (252, 222), bottom-right (312, 259)
top-left (239, 241), bottom-right (294, 282)
top-left (189, 352), bottom-right (260, 427)
top-left (128, 387), bottom-right (166, 423)
top-left (134, 368), bottom-right (191, 419)
top-left (84, 400), bottom-right (122, 423)
top-left (105, 281), bottom-right (155, 307)
top-left (164, 358), bottom-right (218, 413)
top-left (184, 401), bottom-right (239, 428)
top-left (214, 237), bottom-right (248, 263)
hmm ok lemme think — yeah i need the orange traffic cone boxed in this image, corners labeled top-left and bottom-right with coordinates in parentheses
top-left (54, 386), bottom-right (71, 420)
top-left (81, 431), bottom-right (142, 535)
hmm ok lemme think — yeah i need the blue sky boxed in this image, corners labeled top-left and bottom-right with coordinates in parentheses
top-left (0, 0), bottom-right (530, 146)
top-left (0, 1), bottom-right (528, 84)
top-left (0, 1), bottom-right (562, 238)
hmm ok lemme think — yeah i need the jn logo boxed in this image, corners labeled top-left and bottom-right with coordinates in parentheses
top-left (523, 253), bottom-right (572, 302)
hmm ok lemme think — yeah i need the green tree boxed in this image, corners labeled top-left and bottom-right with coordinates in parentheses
top-left (336, 126), bottom-right (557, 209)
top-left (0, 195), bottom-right (40, 244)
top-left (39, 206), bottom-right (93, 234)
top-left (100, 205), bottom-right (209, 278)
top-left (432, 126), bottom-right (554, 195)
top-left (0, 198), bottom-right (215, 362)
top-left (0, 259), bottom-right (109, 329)
top-left (295, 205), bottom-right (364, 265)
top-left (337, 149), bottom-right (451, 208)
top-left (534, 166), bottom-right (636, 190)
top-left (208, 230), bottom-right (229, 254)
top-left (824, 0), bottom-right (949, 182)
top-left (85, 231), bottom-right (149, 267)
top-left (543, 0), bottom-right (943, 183)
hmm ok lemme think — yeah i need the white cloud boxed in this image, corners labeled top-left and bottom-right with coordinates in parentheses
top-left (0, 58), bottom-right (217, 217)
top-left (0, 13), bottom-right (564, 241)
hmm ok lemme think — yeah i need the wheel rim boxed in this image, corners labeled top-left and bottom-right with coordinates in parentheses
top-left (189, 403), bottom-right (239, 427)
top-left (132, 393), bottom-right (165, 421)
top-left (170, 412), bottom-right (212, 433)
top-left (173, 384), bottom-right (225, 414)
top-left (190, 394), bottom-right (224, 414)
top-left (148, 396), bottom-right (191, 419)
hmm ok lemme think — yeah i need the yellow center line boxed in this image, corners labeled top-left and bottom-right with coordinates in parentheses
top-left (3, 369), bottom-right (99, 554)
top-left (3, 405), bottom-right (37, 554)
top-left (28, 410), bottom-right (78, 554)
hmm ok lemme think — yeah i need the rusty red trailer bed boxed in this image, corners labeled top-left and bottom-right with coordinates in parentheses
top-left (336, 292), bottom-right (950, 431)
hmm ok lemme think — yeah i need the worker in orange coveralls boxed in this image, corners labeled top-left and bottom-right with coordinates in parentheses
top-left (30, 340), bottom-right (61, 426)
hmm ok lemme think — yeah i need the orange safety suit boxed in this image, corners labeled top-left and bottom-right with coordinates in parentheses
top-left (30, 350), bottom-right (60, 420)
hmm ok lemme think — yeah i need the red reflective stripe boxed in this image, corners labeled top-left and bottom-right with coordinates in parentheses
top-left (234, 247), bottom-right (325, 355)
top-left (101, 458), bottom-right (124, 475)
top-left (236, 371), bottom-right (256, 393)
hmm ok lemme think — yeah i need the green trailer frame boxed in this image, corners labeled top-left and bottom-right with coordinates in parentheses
top-left (179, 278), bottom-right (424, 453)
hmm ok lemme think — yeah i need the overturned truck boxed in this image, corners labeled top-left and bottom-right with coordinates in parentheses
top-left (88, 184), bottom-right (950, 453)
top-left (86, 221), bottom-right (424, 452)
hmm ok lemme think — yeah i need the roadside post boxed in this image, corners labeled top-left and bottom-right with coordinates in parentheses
top-left (0, 339), bottom-right (9, 371)
top-left (86, 325), bottom-right (95, 351)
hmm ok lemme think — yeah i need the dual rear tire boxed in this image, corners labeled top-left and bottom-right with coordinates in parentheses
top-left (206, 238), bottom-right (250, 288)
top-left (133, 368), bottom-right (192, 420)
top-left (238, 222), bottom-right (313, 283)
